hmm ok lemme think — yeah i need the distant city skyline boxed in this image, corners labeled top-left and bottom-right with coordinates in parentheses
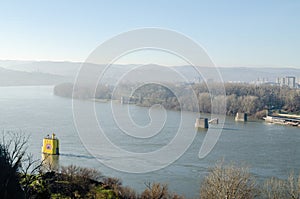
top-left (0, 1), bottom-right (300, 67)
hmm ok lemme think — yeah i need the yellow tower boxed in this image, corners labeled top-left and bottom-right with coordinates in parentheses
top-left (42, 133), bottom-right (59, 155)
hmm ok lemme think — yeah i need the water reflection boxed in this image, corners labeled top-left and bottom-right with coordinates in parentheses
top-left (42, 154), bottom-right (59, 171)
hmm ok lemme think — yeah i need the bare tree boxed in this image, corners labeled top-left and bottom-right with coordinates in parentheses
top-left (141, 182), bottom-right (170, 199)
top-left (0, 131), bottom-right (47, 199)
top-left (20, 153), bottom-right (48, 199)
top-left (59, 164), bottom-right (103, 198)
top-left (263, 177), bottom-right (287, 199)
top-left (200, 161), bottom-right (257, 199)
top-left (61, 164), bottom-right (102, 182)
top-left (140, 182), bottom-right (184, 199)
top-left (119, 186), bottom-right (138, 199)
top-left (1, 131), bottom-right (28, 168)
top-left (0, 131), bottom-right (28, 199)
top-left (263, 172), bottom-right (300, 199)
top-left (287, 171), bottom-right (300, 199)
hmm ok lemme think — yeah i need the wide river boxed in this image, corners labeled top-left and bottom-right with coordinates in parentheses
top-left (0, 86), bottom-right (299, 198)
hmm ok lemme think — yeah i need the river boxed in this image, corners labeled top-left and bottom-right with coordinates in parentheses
top-left (0, 86), bottom-right (299, 198)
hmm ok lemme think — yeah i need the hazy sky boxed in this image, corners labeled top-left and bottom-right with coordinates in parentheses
top-left (0, 0), bottom-right (299, 67)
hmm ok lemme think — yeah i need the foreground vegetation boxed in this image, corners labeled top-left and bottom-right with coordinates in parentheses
top-left (54, 82), bottom-right (300, 118)
top-left (1, 132), bottom-right (300, 198)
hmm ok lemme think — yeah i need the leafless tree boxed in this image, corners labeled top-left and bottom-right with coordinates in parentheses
top-left (200, 161), bottom-right (258, 199)
top-left (141, 182), bottom-right (169, 199)
top-left (287, 171), bottom-right (300, 199)
top-left (0, 131), bottom-right (28, 199)
top-left (20, 153), bottom-right (47, 198)
top-left (61, 164), bottom-right (102, 182)
top-left (262, 171), bottom-right (300, 199)
top-left (119, 186), bottom-right (138, 199)
top-left (0, 131), bottom-right (47, 199)
top-left (1, 131), bottom-right (28, 168)
top-left (140, 182), bottom-right (184, 199)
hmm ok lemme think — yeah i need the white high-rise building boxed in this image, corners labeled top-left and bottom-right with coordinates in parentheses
top-left (277, 76), bottom-right (296, 88)
top-left (286, 76), bottom-right (296, 88)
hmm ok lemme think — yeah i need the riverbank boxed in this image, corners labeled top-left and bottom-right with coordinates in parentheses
top-left (264, 114), bottom-right (300, 127)
top-left (4, 159), bottom-right (300, 199)
top-left (53, 82), bottom-right (300, 120)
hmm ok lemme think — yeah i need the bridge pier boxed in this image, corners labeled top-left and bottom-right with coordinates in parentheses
top-left (195, 118), bottom-right (209, 129)
top-left (235, 112), bottom-right (247, 122)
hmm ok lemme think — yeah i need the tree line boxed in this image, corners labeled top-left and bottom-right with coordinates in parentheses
top-left (54, 82), bottom-right (300, 118)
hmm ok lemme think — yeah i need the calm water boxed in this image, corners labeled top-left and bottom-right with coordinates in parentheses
top-left (0, 86), bottom-right (299, 198)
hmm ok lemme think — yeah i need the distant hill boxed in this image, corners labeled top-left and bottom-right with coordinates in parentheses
top-left (0, 60), bottom-right (299, 84)
top-left (0, 60), bottom-right (81, 79)
top-left (0, 67), bottom-right (66, 86)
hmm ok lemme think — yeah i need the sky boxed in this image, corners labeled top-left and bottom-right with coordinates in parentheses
top-left (0, 0), bottom-right (299, 67)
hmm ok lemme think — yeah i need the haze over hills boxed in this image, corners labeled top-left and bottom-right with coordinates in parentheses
top-left (0, 66), bottom-right (66, 86)
top-left (0, 60), bottom-right (81, 78)
top-left (0, 60), bottom-right (299, 86)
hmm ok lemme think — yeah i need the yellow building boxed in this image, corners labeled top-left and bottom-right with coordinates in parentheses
top-left (42, 133), bottom-right (59, 155)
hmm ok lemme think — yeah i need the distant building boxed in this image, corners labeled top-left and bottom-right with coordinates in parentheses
top-left (276, 77), bottom-right (285, 85)
top-left (286, 76), bottom-right (296, 88)
top-left (276, 76), bottom-right (296, 88)
top-left (192, 76), bottom-right (201, 84)
top-left (254, 77), bottom-right (275, 85)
